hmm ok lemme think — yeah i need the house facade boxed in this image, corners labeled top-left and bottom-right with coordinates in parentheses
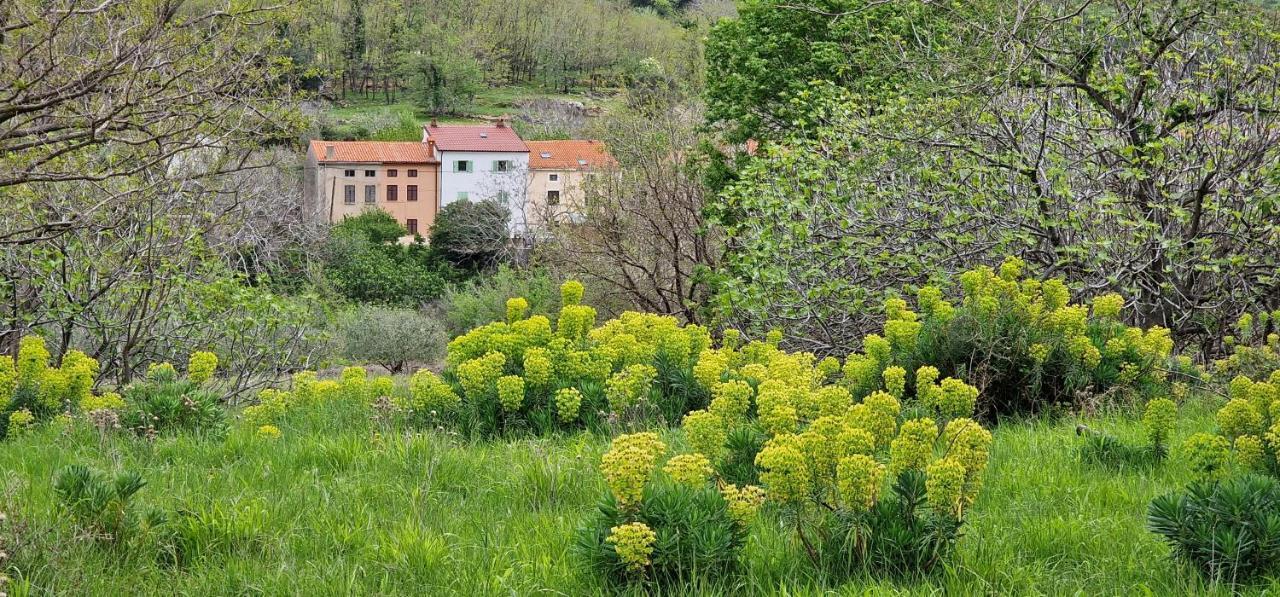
top-left (525, 139), bottom-right (614, 229)
top-left (304, 141), bottom-right (441, 239)
top-left (421, 120), bottom-right (530, 230)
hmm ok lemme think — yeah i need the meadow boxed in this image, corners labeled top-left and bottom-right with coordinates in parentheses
top-left (1, 391), bottom-right (1266, 595)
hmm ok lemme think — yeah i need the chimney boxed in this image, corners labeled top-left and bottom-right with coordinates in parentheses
top-left (496, 117), bottom-right (506, 128)
top-left (325, 145), bottom-right (335, 160)
top-left (427, 139), bottom-right (436, 157)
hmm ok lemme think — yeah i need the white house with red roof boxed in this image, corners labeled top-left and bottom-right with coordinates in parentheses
top-left (422, 120), bottom-right (530, 228)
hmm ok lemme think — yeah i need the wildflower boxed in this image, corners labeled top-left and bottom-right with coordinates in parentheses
top-left (6, 409), bottom-right (34, 438)
top-left (664, 453), bottom-right (713, 487)
top-left (837, 454), bottom-right (883, 512)
top-left (817, 357), bottom-right (841, 381)
top-left (1028, 343), bottom-right (1051, 364)
top-left (755, 434), bottom-right (810, 504)
top-left (0, 358), bottom-right (14, 412)
top-left (1182, 433), bottom-right (1232, 481)
top-left (765, 329), bottom-right (783, 347)
top-left (1142, 398), bottom-right (1177, 451)
top-left (561, 280), bottom-right (585, 306)
top-left (890, 418), bottom-right (938, 475)
top-left (554, 388), bottom-right (583, 423)
top-left (759, 402), bottom-right (798, 436)
top-left (882, 366), bottom-right (907, 399)
top-left (863, 334), bottom-right (891, 365)
top-left (601, 432), bottom-right (666, 507)
top-left (605, 364), bottom-right (657, 414)
top-left (720, 484), bottom-right (766, 526)
top-left (80, 392), bottom-right (125, 413)
top-left (257, 425), bottom-right (282, 439)
top-left (187, 351), bottom-right (218, 384)
top-left (682, 410), bottom-right (727, 460)
top-left (146, 362), bottom-right (178, 383)
top-left (607, 522), bottom-right (657, 573)
top-left (408, 369), bottom-right (460, 413)
top-left (1216, 399), bottom-right (1262, 439)
top-left (926, 457), bottom-right (967, 518)
top-left (369, 376), bottom-right (395, 400)
top-left (496, 375), bottom-right (525, 413)
top-left (814, 385), bottom-right (852, 418)
top-left (932, 377), bottom-right (979, 420)
top-left (16, 336), bottom-right (49, 385)
top-left (1067, 335), bottom-right (1102, 369)
top-left (942, 418), bottom-right (992, 502)
top-left (36, 369), bottom-right (67, 411)
top-left (1234, 435), bottom-right (1267, 472)
top-left (1090, 293), bottom-right (1125, 320)
top-left (505, 297), bottom-right (529, 323)
top-left (1040, 278), bottom-right (1070, 311)
top-left (456, 352), bottom-right (506, 401)
top-left (842, 353), bottom-right (880, 394)
top-left (800, 415), bottom-right (847, 476)
top-left (709, 380), bottom-right (752, 424)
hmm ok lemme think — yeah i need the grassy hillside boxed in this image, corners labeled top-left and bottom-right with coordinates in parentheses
top-left (1, 392), bottom-right (1269, 595)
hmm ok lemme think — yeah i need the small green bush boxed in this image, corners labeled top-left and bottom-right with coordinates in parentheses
top-left (120, 363), bottom-right (226, 436)
top-left (341, 306), bottom-right (447, 373)
top-left (439, 266), bottom-right (561, 337)
top-left (53, 464), bottom-right (164, 548)
top-left (1148, 475), bottom-right (1280, 584)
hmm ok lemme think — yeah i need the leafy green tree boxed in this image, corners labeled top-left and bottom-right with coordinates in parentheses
top-left (399, 25), bottom-right (484, 115)
top-left (324, 211), bottom-right (453, 305)
top-left (429, 200), bottom-right (510, 271)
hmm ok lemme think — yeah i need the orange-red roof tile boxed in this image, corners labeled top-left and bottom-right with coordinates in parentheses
top-left (422, 123), bottom-right (529, 153)
top-left (526, 140), bottom-right (614, 170)
top-left (310, 140), bottom-right (438, 163)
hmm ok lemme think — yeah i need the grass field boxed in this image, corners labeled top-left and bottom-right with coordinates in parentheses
top-left (2, 391), bottom-right (1272, 595)
top-left (321, 85), bottom-right (618, 142)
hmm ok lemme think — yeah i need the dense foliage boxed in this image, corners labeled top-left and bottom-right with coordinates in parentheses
top-left (323, 211), bottom-right (455, 305)
top-left (1148, 475), bottom-right (1280, 584)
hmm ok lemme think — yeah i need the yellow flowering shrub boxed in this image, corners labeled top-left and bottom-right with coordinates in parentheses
top-left (7, 409), bottom-right (35, 437)
top-left (554, 387), bottom-right (583, 422)
top-left (257, 424), bottom-right (282, 439)
top-left (457, 352), bottom-right (506, 401)
top-left (1217, 398), bottom-right (1263, 439)
top-left (505, 297), bottom-right (529, 323)
top-left (406, 370), bottom-right (459, 414)
top-left (606, 522), bottom-right (657, 573)
top-left (80, 392), bottom-right (125, 413)
top-left (187, 351), bottom-right (218, 384)
top-left (605, 364), bottom-right (657, 414)
top-left (600, 432), bottom-right (667, 508)
top-left (720, 484), bottom-right (766, 526)
top-left (925, 457), bottom-right (967, 517)
top-left (882, 366), bottom-right (907, 399)
top-left (496, 375), bottom-right (525, 412)
top-left (0, 357), bottom-right (15, 412)
top-left (890, 418), bottom-right (939, 475)
top-left (837, 454), bottom-right (883, 512)
top-left (244, 389), bottom-right (289, 427)
top-left (663, 453), bottom-right (713, 487)
top-left (146, 362), bottom-right (178, 382)
top-left (682, 409), bottom-right (728, 460)
top-left (754, 434), bottom-right (811, 504)
top-left (1183, 433), bottom-right (1232, 481)
top-left (16, 336), bottom-right (49, 385)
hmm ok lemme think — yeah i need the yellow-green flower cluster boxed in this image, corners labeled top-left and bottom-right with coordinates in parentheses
top-left (1183, 432), bottom-right (1232, 481)
top-left (561, 280), bottom-right (585, 306)
top-left (925, 457), bottom-right (967, 518)
top-left (754, 434), bottom-right (811, 504)
top-left (837, 454), bottom-right (883, 512)
top-left (369, 376), bottom-right (394, 399)
top-left (505, 297), bottom-right (529, 323)
top-left (890, 418), bottom-right (938, 475)
top-left (720, 484), bottom-right (766, 526)
top-left (1143, 398), bottom-right (1177, 450)
top-left (557, 305), bottom-right (597, 343)
top-left (924, 377), bottom-right (979, 421)
top-left (257, 424), bottom-right (282, 439)
top-left (244, 388), bottom-right (290, 426)
top-left (606, 522), bottom-right (656, 573)
top-left (682, 410), bottom-right (728, 460)
top-left (457, 352), bottom-right (506, 401)
top-left (882, 366), bottom-right (907, 399)
top-left (554, 387), bottom-right (583, 422)
top-left (16, 336), bottom-right (49, 385)
top-left (814, 385), bottom-right (852, 418)
top-left (187, 351), bottom-right (218, 384)
top-left (605, 364), bottom-right (657, 413)
top-left (340, 366), bottom-right (367, 400)
top-left (406, 370), bottom-right (459, 414)
top-left (849, 391), bottom-right (900, 449)
top-left (941, 418), bottom-right (992, 506)
top-left (7, 409), bottom-right (35, 437)
top-left (883, 297), bottom-right (922, 353)
top-left (147, 361), bottom-right (178, 382)
top-left (600, 432), bottom-right (667, 508)
top-left (664, 453), bottom-right (713, 487)
top-left (710, 380), bottom-right (752, 424)
top-left (522, 348), bottom-right (553, 388)
top-left (80, 392), bottom-right (125, 413)
top-left (497, 375), bottom-right (525, 412)
top-left (917, 285), bottom-right (955, 322)
top-left (693, 349), bottom-right (729, 391)
top-left (0, 357), bottom-right (15, 412)
top-left (1091, 293), bottom-right (1125, 320)
top-left (61, 350), bottom-right (98, 407)
top-left (1217, 398), bottom-right (1262, 439)
top-left (1235, 435), bottom-right (1266, 471)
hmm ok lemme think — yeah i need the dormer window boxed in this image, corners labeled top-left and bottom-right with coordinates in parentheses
top-left (577, 159), bottom-right (588, 166)
top-left (480, 132), bottom-right (488, 138)
top-left (540, 152), bottom-right (551, 158)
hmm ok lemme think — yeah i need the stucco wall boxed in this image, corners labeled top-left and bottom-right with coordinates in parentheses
top-left (311, 160), bottom-right (440, 238)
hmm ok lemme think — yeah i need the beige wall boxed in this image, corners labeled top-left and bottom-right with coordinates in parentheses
top-left (313, 162), bottom-right (440, 238)
top-left (527, 168), bottom-right (586, 228)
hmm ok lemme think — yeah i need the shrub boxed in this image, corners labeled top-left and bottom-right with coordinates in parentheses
top-left (439, 280), bottom-right (711, 436)
top-left (0, 336), bottom-right (125, 439)
top-left (439, 266), bottom-right (561, 337)
top-left (576, 433), bottom-right (751, 588)
top-left (1149, 475), bottom-right (1280, 585)
top-left (186, 352), bottom-right (218, 384)
top-left (1077, 397), bottom-right (1179, 468)
top-left (1172, 369), bottom-right (1280, 481)
top-left (429, 199), bottom-right (510, 271)
top-left (672, 334), bottom-right (992, 578)
top-left (1211, 311), bottom-right (1280, 380)
top-left (323, 210), bottom-right (455, 305)
top-left (835, 259), bottom-right (1175, 418)
top-left (53, 464), bottom-right (165, 548)
top-left (341, 307), bottom-right (447, 373)
top-left (120, 360), bottom-right (226, 436)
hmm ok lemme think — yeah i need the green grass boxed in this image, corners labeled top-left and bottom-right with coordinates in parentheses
top-left (2, 395), bottom-right (1277, 595)
top-left (321, 85), bottom-right (619, 141)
